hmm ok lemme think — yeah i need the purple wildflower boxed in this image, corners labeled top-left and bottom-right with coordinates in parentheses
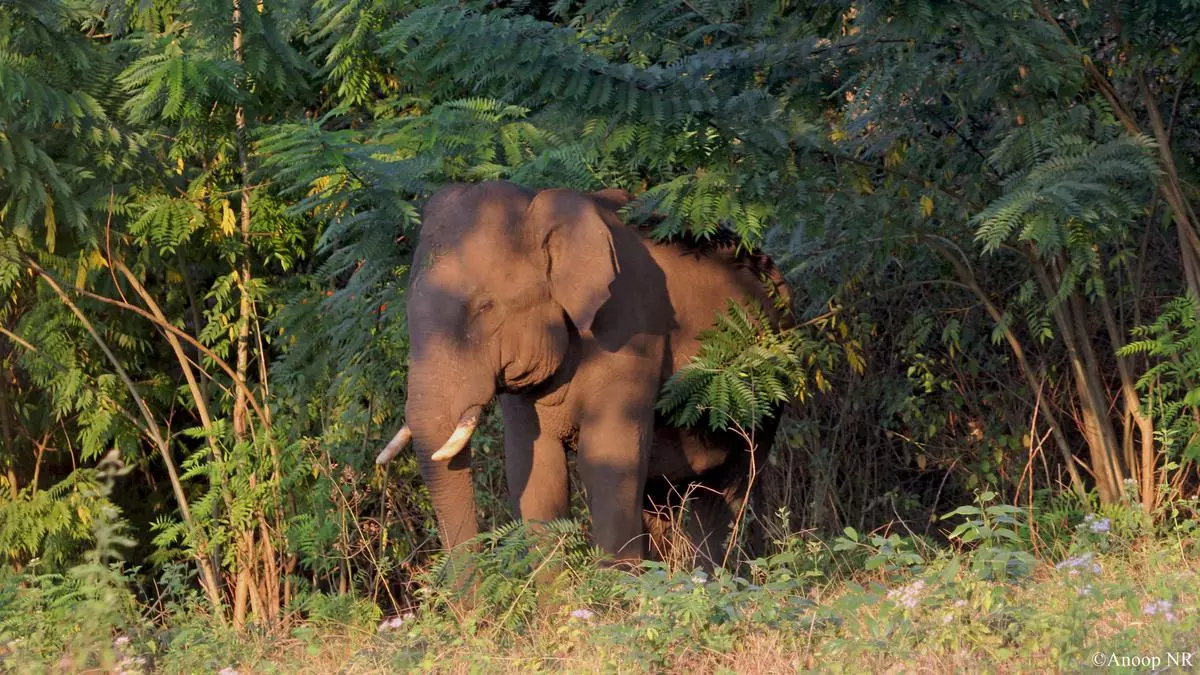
top-left (1055, 552), bottom-right (1101, 575)
top-left (1143, 599), bottom-right (1178, 623)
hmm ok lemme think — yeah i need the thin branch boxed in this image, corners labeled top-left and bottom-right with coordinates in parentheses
top-left (0, 326), bottom-right (38, 354)
top-left (829, 152), bottom-right (978, 210)
top-left (114, 261), bottom-right (226, 466)
top-left (923, 235), bottom-right (1087, 497)
top-left (27, 257), bottom-right (227, 621)
top-left (69, 286), bottom-right (270, 426)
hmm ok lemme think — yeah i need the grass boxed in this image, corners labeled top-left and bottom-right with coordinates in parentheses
top-left (341, 539), bottom-right (1197, 673)
top-left (2, 498), bottom-right (1198, 674)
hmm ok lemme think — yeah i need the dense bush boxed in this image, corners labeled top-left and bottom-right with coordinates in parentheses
top-left (2, 0), bottom-right (1200, 660)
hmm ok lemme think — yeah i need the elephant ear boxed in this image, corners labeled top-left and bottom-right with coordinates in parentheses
top-left (527, 189), bottom-right (620, 335)
top-left (587, 188), bottom-right (633, 212)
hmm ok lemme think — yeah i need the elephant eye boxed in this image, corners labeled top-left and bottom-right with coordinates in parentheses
top-left (474, 299), bottom-right (494, 316)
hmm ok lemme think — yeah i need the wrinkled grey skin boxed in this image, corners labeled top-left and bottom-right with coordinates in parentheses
top-left (389, 181), bottom-right (784, 566)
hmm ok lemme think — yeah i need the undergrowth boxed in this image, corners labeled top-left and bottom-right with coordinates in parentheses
top-left (2, 489), bottom-right (1198, 674)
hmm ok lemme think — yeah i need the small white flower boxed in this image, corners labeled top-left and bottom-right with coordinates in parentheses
top-left (378, 614), bottom-right (409, 632)
top-left (941, 613), bottom-right (954, 624)
top-left (569, 608), bottom-right (596, 621)
top-left (218, 669), bottom-right (241, 675)
top-left (113, 635), bottom-right (131, 648)
top-left (117, 655), bottom-right (147, 675)
top-left (886, 579), bottom-right (926, 609)
top-left (691, 571), bottom-right (709, 585)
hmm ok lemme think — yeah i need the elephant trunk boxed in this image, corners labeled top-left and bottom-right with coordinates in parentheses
top-left (414, 430), bottom-right (479, 549)
top-left (398, 364), bottom-right (495, 551)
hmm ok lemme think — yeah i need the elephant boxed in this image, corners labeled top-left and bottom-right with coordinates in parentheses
top-left (375, 181), bottom-right (789, 567)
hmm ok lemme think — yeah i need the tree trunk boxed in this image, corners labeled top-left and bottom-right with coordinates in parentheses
top-left (230, 0), bottom-right (261, 632)
top-left (0, 363), bottom-right (18, 501)
top-left (1030, 256), bottom-right (1124, 503)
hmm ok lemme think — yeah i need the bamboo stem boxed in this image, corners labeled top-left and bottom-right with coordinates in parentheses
top-left (1096, 284), bottom-right (1157, 512)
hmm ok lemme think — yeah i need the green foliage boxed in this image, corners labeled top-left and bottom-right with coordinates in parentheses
top-left (833, 526), bottom-right (929, 574)
top-left (1120, 296), bottom-right (1200, 463)
top-left (0, 561), bottom-right (148, 673)
top-left (658, 301), bottom-right (833, 432)
top-left (0, 452), bottom-right (148, 672)
top-left (0, 0), bottom-right (124, 247)
top-left (149, 514), bottom-right (1199, 672)
top-left (0, 468), bottom-right (113, 568)
top-left (941, 491), bottom-right (1036, 581)
top-left (606, 563), bottom-right (813, 665)
top-left (419, 519), bottom-right (608, 634)
top-left (973, 112), bottom-right (1158, 256)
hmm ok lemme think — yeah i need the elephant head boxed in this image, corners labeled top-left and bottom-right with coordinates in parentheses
top-left (377, 182), bottom-right (628, 550)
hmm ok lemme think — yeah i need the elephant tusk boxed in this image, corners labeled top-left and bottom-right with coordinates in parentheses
top-left (429, 411), bottom-right (480, 461)
top-left (375, 424), bottom-right (412, 465)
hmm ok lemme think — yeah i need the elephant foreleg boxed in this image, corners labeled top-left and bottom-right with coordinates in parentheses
top-left (577, 400), bottom-right (653, 565)
top-left (501, 396), bottom-right (569, 524)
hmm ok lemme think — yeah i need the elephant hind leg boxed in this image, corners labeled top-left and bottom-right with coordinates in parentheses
top-left (641, 477), bottom-right (694, 567)
top-left (683, 447), bottom-right (771, 571)
top-left (641, 481), bottom-right (730, 571)
top-left (683, 484), bottom-right (735, 571)
top-left (702, 423), bottom-right (776, 566)
top-left (642, 504), bottom-right (673, 563)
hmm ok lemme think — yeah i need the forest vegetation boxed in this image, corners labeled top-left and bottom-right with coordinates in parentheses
top-left (1, 0), bottom-right (1199, 671)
